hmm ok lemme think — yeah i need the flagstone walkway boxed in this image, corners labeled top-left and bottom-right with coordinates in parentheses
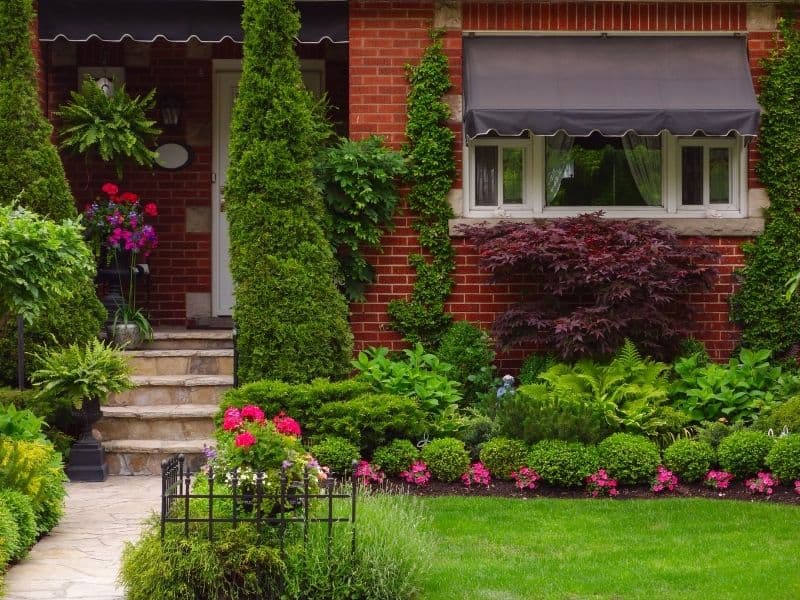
top-left (3, 476), bottom-right (161, 600)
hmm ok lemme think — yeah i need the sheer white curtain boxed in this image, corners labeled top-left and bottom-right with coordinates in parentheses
top-left (622, 133), bottom-right (662, 206)
top-left (545, 132), bottom-right (575, 204)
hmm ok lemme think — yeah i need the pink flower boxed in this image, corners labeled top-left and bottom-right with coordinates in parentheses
top-left (144, 202), bottom-right (158, 217)
top-left (794, 480), bottom-right (800, 496)
top-left (511, 467), bottom-right (540, 491)
top-left (745, 472), bottom-right (779, 496)
top-left (273, 412), bottom-right (302, 437)
top-left (355, 460), bottom-right (385, 485)
top-left (651, 466), bottom-right (679, 494)
top-left (400, 461), bottom-right (431, 486)
top-left (705, 470), bottom-right (734, 490)
top-left (120, 191), bottom-right (139, 203)
top-left (222, 407), bottom-right (242, 431)
top-left (586, 469), bottom-right (618, 498)
top-left (462, 462), bottom-right (492, 488)
top-left (102, 182), bottom-right (119, 196)
top-left (234, 431), bottom-right (256, 448)
top-left (240, 405), bottom-right (265, 423)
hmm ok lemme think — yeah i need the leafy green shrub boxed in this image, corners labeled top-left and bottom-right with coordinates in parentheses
top-left (0, 0), bottom-right (105, 387)
top-left (0, 389), bottom-right (75, 455)
top-left (0, 501), bottom-right (20, 567)
top-left (31, 339), bottom-right (133, 408)
top-left (372, 440), bottom-right (419, 477)
top-left (717, 430), bottom-right (774, 478)
top-left (457, 411), bottom-right (498, 459)
top-left (478, 437), bottom-right (527, 480)
top-left (0, 490), bottom-right (36, 560)
top-left (120, 520), bottom-right (285, 600)
top-left (729, 18), bottom-right (800, 356)
top-left (526, 440), bottom-right (599, 487)
top-left (225, 0), bottom-right (352, 384)
top-left (0, 438), bottom-right (66, 533)
top-left (317, 135), bottom-right (406, 302)
top-left (436, 321), bottom-right (496, 406)
top-left (497, 383), bottom-right (613, 445)
top-left (662, 439), bottom-right (715, 483)
top-left (315, 394), bottom-right (425, 455)
top-left (765, 396), bottom-right (800, 434)
top-left (597, 434), bottom-right (661, 485)
top-left (311, 437), bottom-right (359, 476)
top-left (421, 437), bottom-right (470, 483)
top-left (518, 353), bottom-right (555, 385)
top-left (696, 420), bottom-right (735, 451)
top-left (284, 490), bottom-right (433, 600)
top-left (0, 404), bottom-right (45, 441)
top-left (765, 435), bottom-right (800, 481)
top-left (670, 349), bottom-right (795, 425)
top-left (353, 344), bottom-right (462, 413)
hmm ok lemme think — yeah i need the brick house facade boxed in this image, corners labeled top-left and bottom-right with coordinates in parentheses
top-left (36, 1), bottom-right (780, 368)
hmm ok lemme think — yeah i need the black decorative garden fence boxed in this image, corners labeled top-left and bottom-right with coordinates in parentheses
top-left (160, 454), bottom-right (357, 556)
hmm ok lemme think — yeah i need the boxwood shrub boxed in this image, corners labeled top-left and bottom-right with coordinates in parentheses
top-left (717, 430), bottom-right (773, 479)
top-left (765, 435), bottom-right (800, 482)
top-left (311, 436), bottom-right (360, 476)
top-left (526, 440), bottom-right (599, 487)
top-left (597, 433), bottom-right (660, 485)
top-left (662, 439), bottom-right (715, 483)
top-left (421, 438), bottom-right (470, 483)
top-left (478, 437), bottom-right (527, 480)
top-left (372, 440), bottom-right (419, 478)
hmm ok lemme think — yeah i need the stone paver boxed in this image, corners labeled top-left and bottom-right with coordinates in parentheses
top-left (4, 476), bottom-right (161, 600)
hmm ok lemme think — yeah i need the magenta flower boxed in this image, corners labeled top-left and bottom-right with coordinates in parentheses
top-left (511, 467), bottom-right (541, 491)
top-left (745, 472), bottom-right (779, 496)
top-left (651, 465), bottom-right (679, 494)
top-left (400, 461), bottom-right (431, 486)
top-left (240, 404), bottom-right (265, 423)
top-left (234, 431), bottom-right (257, 448)
top-left (273, 412), bottom-right (301, 437)
top-left (222, 407), bottom-right (242, 431)
top-left (586, 469), bottom-right (619, 498)
top-left (355, 460), bottom-right (385, 485)
top-left (705, 470), bottom-right (734, 490)
top-left (461, 462), bottom-right (492, 488)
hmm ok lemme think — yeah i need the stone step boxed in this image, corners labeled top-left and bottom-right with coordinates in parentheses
top-left (104, 439), bottom-right (212, 476)
top-left (125, 349), bottom-right (234, 376)
top-left (145, 330), bottom-right (233, 351)
top-left (107, 375), bottom-right (234, 407)
top-left (95, 404), bottom-right (219, 441)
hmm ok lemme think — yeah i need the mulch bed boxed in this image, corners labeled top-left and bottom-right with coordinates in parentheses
top-left (398, 479), bottom-right (800, 505)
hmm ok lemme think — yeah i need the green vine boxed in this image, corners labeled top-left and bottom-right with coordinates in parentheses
top-left (387, 30), bottom-right (456, 349)
top-left (730, 16), bottom-right (800, 355)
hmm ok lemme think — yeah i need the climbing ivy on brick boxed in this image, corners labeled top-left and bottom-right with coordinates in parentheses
top-left (387, 31), bottom-right (456, 349)
top-left (225, 0), bottom-right (352, 383)
top-left (730, 17), bottom-right (800, 355)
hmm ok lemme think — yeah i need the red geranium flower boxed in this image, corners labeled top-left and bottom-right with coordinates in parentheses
top-left (235, 431), bottom-right (257, 448)
top-left (120, 191), bottom-right (139, 203)
top-left (273, 412), bottom-right (302, 437)
top-left (144, 202), bottom-right (158, 217)
top-left (241, 405), bottom-right (266, 423)
top-left (101, 182), bottom-right (119, 196)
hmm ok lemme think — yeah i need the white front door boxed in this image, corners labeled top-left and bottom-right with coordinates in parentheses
top-left (212, 60), bottom-right (326, 317)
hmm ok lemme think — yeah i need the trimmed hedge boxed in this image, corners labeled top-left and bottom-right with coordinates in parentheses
top-left (421, 438), bottom-right (470, 483)
top-left (526, 440), bottom-right (599, 487)
top-left (663, 439), bottom-right (715, 483)
top-left (597, 434), bottom-right (660, 485)
top-left (225, 0), bottom-right (352, 383)
top-left (717, 430), bottom-right (773, 479)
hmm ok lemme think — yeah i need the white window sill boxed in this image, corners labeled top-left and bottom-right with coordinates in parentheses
top-left (449, 216), bottom-right (765, 237)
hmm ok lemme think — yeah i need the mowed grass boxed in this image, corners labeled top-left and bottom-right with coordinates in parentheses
top-left (420, 497), bottom-right (800, 600)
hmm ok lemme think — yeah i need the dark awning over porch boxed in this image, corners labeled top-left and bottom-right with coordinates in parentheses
top-left (38, 0), bottom-right (348, 44)
top-left (463, 35), bottom-right (761, 138)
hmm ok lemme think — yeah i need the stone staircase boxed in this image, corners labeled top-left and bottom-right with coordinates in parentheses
top-left (94, 330), bottom-right (234, 475)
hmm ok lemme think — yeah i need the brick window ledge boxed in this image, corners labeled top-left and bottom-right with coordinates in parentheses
top-left (449, 217), bottom-right (765, 238)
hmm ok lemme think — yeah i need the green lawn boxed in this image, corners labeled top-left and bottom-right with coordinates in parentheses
top-left (420, 497), bottom-right (800, 600)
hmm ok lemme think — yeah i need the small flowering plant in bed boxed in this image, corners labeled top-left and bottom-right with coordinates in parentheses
top-left (586, 469), bottom-right (619, 498)
top-left (651, 466), bottom-right (679, 494)
top-left (212, 405), bottom-right (327, 510)
top-left (462, 462), bottom-right (491, 488)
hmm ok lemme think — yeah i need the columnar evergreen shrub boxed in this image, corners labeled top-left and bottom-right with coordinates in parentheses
top-left (731, 18), bottom-right (800, 354)
top-left (0, 0), bottom-right (104, 385)
top-left (225, 0), bottom-right (352, 383)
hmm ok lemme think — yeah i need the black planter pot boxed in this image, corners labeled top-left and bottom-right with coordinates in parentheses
top-left (65, 397), bottom-right (107, 482)
top-left (96, 251), bottom-right (133, 325)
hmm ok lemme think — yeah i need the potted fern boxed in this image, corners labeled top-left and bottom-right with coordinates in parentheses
top-left (31, 339), bottom-right (133, 481)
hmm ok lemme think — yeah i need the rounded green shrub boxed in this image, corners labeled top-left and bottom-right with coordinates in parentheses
top-left (436, 321), bottom-right (495, 406)
top-left (0, 490), bottom-right (36, 560)
top-left (372, 440), bottom-right (419, 478)
top-left (478, 437), bottom-right (527, 480)
top-left (766, 435), bottom-right (800, 482)
top-left (769, 396), bottom-right (800, 434)
top-left (597, 433), bottom-right (660, 485)
top-left (526, 440), bottom-right (599, 487)
top-left (421, 438), bottom-right (470, 483)
top-left (696, 420), bottom-right (735, 451)
top-left (663, 439), bottom-right (715, 483)
top-left (717, 430), bottom-right (773, 479)
top-left (311, 436), bottom-right (359, 476)
top-left (0, 501), bottom-right (20, 566)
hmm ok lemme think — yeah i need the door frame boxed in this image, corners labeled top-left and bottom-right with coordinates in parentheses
top-left (211, 58), bottom-right (326, 317)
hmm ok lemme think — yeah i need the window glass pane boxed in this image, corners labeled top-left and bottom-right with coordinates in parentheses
top-left (681, 146), bottom-right (704, 206)
top-left (502, 148), bottom-right (524, 204)
top-left (475, 146), bottom-right (498, 207)
top-left (545, 133), bottom-right (660, 207)
top-left (709, 147), bottom-right (730, 204)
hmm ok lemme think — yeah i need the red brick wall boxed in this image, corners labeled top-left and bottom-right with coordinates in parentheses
top-left (349, 1), bottom-right (776, 367)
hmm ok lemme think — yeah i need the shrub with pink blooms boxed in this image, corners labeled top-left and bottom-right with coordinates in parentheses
top-left (511, 467), bottom-right (541, 491)
top-left (400, 461), bottom-right (431, 486)
top-left (355, 460), bottom-right (385, 486)
top-left (795, 480), bottom-right (800, 495)
top-left (651, 466), bottom-right (679, 494)
top-left (705, 470), bottom-right (735, 490)
top-left (461, 462), bottom-right (491, 488)
top-left (586, 469), bottom-right (619, 498)
top-left (83, 182), bottom-right (158, 258)
top-left (745, 472), bottom-right (780, 496)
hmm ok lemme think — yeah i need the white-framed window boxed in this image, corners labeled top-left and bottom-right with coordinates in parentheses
top-left (464, 133), bottom-right (746, 218)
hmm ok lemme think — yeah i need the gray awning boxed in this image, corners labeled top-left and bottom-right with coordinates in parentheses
top-left (38, 0), bottom-right (348, 44)
top-left (463, 35), bottom-right (761, 138)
